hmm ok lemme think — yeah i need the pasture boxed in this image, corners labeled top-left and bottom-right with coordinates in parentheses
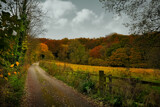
top-left (55, 61), bottom-right (160, 83)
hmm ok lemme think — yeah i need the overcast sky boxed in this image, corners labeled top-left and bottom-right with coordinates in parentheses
top-left (40, 0), bottom-right (129, 39)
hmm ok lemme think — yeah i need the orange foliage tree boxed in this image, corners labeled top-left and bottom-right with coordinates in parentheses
top-left (89, 45), bottom-right (102, 58)
top-left (129, 48), bottom-right (142, 67)
top-left (109, 48), bottom-right (128, 67)
top-left (40, 43), bottom-right (48, 52)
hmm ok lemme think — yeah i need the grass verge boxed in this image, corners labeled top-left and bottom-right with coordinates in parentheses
top-left (40, 60), bottom-right (160, 107)
top-left (0, 64), bottom-right (28, 106)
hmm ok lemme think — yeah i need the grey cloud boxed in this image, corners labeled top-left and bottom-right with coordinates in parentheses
top-left (40, 0), bottom-right (129, 39)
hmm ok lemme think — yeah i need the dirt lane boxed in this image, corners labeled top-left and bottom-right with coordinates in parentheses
top-left (24, 63), bottom-right (94, 107)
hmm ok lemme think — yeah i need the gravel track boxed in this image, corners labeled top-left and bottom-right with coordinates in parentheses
top-left (24, 63), bottom-right (95, 107)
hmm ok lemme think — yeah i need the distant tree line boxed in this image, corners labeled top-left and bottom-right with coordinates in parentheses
top-left (39, 32), bottom-right (160, 69)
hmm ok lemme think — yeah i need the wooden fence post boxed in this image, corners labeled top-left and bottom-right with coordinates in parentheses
top-left (108, 74), bottom-right (112, 94)
top-left (99, 70), bottom-right (106, 96)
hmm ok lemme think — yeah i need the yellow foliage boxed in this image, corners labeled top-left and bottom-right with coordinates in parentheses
top-left (8, 73), bottom-right (11, 76)
top-left (0, 74), bottom-right (3, 78)
top-left (10, 64), bottom-right (14, 68)
top-left (16, 62), bottom-right (19, 66)
top-left (4, 77), bottom-right (8, 81)
top-left (40, 43), bottom-right (48, 52)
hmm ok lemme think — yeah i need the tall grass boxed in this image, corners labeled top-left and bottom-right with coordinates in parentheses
top-left (39, 60), bottom-right (97, 94)
top-left (39, 60), bottom-right (160, 106)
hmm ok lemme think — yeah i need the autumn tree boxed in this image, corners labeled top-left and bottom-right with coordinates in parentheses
top-left (88, 57), bottom-right (106, 66)
top-left (100, 0), bottom-right (160, 34)
top-left (77, 38), bottom-right (89, 45)
top-left (147, 47), bottom-right (160, 68)
top-left (58, 44), bottom-right (69, 61)
top-left (85, 39), bottom-right (101, 49)
top-left (61, 38), bottom-right (69, 44)
top-left (68, 40), bottom-right (88, 64)
top-left (89, 45), bottom-right (102, 58)
top-left (40, 43), bottom-right (48, 52)
top-left (30, 42), bottom-right (53, 61)
top-left (109, 48), bottom-right (129, 67)
top-left (105, 43), bottom-right (122, 58)
top-left (100, 0), bottom-right (160, 68)
top-left (45, 40), bottom-right (61, 58)
top-left (129, 48), bottom-right (142, 67)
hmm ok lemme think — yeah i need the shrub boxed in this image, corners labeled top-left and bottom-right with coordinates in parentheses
top-left (88, 57), bottom-right (107, 66)
top-left (79, 80), bottom-right (95, 94)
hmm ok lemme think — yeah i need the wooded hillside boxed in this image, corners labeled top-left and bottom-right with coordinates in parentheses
top-left (39, 32), bottom-right (160, 69)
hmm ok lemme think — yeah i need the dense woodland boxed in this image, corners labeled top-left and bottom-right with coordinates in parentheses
top-left (39, 32), bottom-right (160, 69)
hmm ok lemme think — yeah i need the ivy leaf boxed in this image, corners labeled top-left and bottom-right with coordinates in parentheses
top-left (4, 77), bottom-right (8, 81)
top-left (20, 21), bottom-right (25, 32)
top-left (2, 11), bottom-right (10, 20)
